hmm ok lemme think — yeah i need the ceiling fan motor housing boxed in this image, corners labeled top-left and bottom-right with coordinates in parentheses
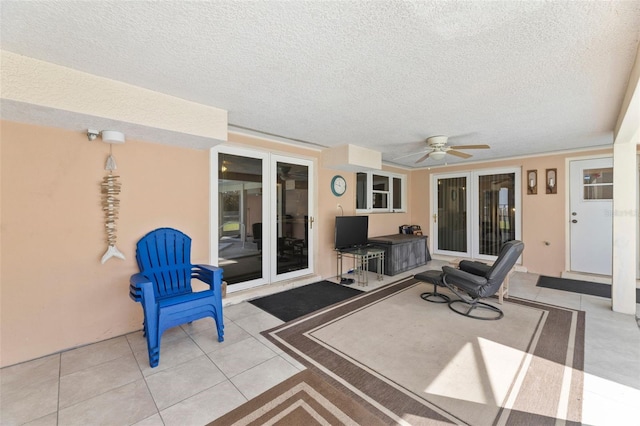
top-left (427, 135), bottom-right (448, 147)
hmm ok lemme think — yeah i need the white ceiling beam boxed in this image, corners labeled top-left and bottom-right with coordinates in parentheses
top-left (0, 51), bottom-right (228, 146)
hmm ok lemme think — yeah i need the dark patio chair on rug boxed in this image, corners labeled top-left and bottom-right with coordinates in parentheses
top-left (444, 240), bottom-right (524, 320)
top-left (416, 240), bottom-right (524, 320)
top-left (129, 227), bottom-right (224, 367)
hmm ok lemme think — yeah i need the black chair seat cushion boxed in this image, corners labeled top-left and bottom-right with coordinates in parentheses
top-left (414, 270), bottom-right (445, 286)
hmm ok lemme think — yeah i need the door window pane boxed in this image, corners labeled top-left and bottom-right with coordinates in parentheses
top-left (437, 177), bottom-right (467, 252)
top-left (583, 168), bottom-right (613, 200)
top-left (478, 173), bottom-right (516, 256)
top-left (277, 162), bottom-right (309, 275)
top-left (218, 153), bottom-right (262, 284)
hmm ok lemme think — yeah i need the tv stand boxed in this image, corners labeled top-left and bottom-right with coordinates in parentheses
top-left (336, 247), bottom-right (385, 286)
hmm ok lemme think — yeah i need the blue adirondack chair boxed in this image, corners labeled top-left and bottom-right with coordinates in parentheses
top-left (129, 228), bottom-right (224, 367)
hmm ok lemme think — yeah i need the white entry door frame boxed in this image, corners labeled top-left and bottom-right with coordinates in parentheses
top-left (567, 156), bottom-right (613, 276)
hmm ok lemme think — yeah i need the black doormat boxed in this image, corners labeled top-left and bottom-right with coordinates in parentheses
top-left (249, 280), bottom-right (364, 322)
top-left (537, 275), bottom-right (640, 301)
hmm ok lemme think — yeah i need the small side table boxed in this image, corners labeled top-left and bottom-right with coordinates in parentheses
top-left (336, 247), bottom-right (385, 286)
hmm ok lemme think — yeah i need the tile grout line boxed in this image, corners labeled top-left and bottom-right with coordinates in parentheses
top-left (56, 353), bottom-right (61, 425)
top-left (126, 332), bottom-right (164, 426)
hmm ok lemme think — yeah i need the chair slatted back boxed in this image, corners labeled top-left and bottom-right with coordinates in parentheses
top-left (136, 228), bottom-right (193, 298)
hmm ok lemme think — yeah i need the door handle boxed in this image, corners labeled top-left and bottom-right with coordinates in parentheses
top-left (572, 219), bottom-right (578, 223)
top-left (309, 216), bottom-right (314, 229)
top-left (433, 214), bottom-right (437, 223)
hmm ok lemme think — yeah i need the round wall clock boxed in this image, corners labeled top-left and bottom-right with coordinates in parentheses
top-left (331, 175), bottom-right (347, 196)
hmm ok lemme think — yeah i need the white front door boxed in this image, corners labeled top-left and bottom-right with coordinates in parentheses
top-left (569, 157), bottom-right (613, 275)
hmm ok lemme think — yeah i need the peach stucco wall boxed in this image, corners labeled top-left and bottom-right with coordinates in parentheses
top-left (1, 121), bottom-right (615, 367)
top-left (408, 149), bottom-right (613, 276)
top-left (1, 121), bottom-right (210, 367)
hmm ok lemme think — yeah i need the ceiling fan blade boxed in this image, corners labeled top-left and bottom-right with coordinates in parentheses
top-left (447, 150), bottom-right (473, 159)
top-left (415, 152), bottom-right (432, 163)
top-left (449, 144), bottom-right (490, 150)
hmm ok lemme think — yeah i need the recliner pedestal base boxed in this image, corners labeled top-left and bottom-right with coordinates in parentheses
top-left (420, 291), bottom-right (450, 304)
top-left (448, 299), bottom-right (504, 320)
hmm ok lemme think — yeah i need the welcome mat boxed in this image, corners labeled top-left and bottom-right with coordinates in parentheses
top-left (537, 275), bottom-right (640, 301)
top-left (261, 277), bottom-right (585, 425)
top-left (208, 369), bottom-right (385, 425)
top-left (248, 280), bottom-right (363, 322)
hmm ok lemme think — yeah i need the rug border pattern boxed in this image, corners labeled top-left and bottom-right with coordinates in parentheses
top-left (263, 277), bottom-right (585, 425)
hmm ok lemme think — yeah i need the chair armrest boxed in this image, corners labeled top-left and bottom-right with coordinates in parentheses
top-left (459, 260), bottom-right (490, 276)
top-left (442, 265), bottom-right (488, 287)
top-left (192, 264), bottom-right (223, 288)
top-left (129, 273), bottom-right (156, 304)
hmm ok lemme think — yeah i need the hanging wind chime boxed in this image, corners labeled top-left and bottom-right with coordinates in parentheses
top-left (89, 129), bottom-right (126, 264)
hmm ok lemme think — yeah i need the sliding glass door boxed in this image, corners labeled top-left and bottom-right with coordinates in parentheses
top-left (211, 147), bottom-right (314, 292)
top-left (273, 156), bottom-right (313, 280)
top-left (432, 168), bottom-right (520, 260)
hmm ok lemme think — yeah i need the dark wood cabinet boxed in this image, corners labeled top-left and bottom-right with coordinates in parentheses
top-left (368, 234), bottom-right (431, 276)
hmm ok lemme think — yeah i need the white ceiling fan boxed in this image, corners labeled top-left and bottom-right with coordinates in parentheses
top-left (394, 135), bottom-right (490, 163)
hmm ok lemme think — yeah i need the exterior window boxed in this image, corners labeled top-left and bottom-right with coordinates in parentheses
top-left (393, 177), bottom-right (402, 210)
top-left (356, 171), bottom-right (406, 213)
top-left (356, 173), bottom-right (368, 209)
top-left (372, 174), bottom-right (389, 209)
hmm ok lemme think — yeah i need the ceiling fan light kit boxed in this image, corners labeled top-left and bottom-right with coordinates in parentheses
top-left (429, 151), bottom-right (447, 161)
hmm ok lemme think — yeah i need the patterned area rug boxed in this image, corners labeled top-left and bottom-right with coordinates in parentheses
top-left (218, 277), bottom-right (585, 425)
top-left (209, 369), bottom-right (386, 425)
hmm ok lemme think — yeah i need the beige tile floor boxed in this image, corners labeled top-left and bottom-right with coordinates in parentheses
top-left (2, 261), bottom-right (639, 426)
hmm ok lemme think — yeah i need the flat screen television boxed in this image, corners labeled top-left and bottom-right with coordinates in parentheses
top-left (334, 215), bottom-right (369, 250)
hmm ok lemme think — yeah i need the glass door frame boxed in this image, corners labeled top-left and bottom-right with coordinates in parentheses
top-left (431, 171), bottom-right (472, 258)
top-left (210, 145), bottom-right (314, 292)
top-left (211, 146), bottom-right (270, 292)
top-left (271, 154), bottom-right (314, 282)
top-left (431, 167), bottom-right (522, 261)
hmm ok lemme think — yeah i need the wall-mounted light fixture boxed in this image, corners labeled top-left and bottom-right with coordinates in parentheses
top-left (546, 168), bottom-right (557, 194)
top-left (527, 170), bottom-right (537, 195)
top-left (87, 129), bottom-right (126, 144)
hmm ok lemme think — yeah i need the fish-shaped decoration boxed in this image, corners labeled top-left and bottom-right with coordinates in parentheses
top-left (100, 154), bottom-right (125, 264)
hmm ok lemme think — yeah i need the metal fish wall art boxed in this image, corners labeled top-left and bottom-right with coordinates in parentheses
top-left (100, 153), bottom-right (125, 264)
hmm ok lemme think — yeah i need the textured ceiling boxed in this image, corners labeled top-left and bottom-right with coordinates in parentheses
top-left (2, 1), bottom-right (640, 168)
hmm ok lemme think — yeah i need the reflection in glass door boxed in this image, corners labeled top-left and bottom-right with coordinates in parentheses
top-left (477, 173), bottom-right (516, 256)
top-left (274, 158), bottom-right (311, 278)
top-left (218, 153), bottom-right (264, 285)
top-left (436, 175), bottom-right (469, 255)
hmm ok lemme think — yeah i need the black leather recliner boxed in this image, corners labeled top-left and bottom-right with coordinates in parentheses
top-left (441, 240), bottom-right (524, 320)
